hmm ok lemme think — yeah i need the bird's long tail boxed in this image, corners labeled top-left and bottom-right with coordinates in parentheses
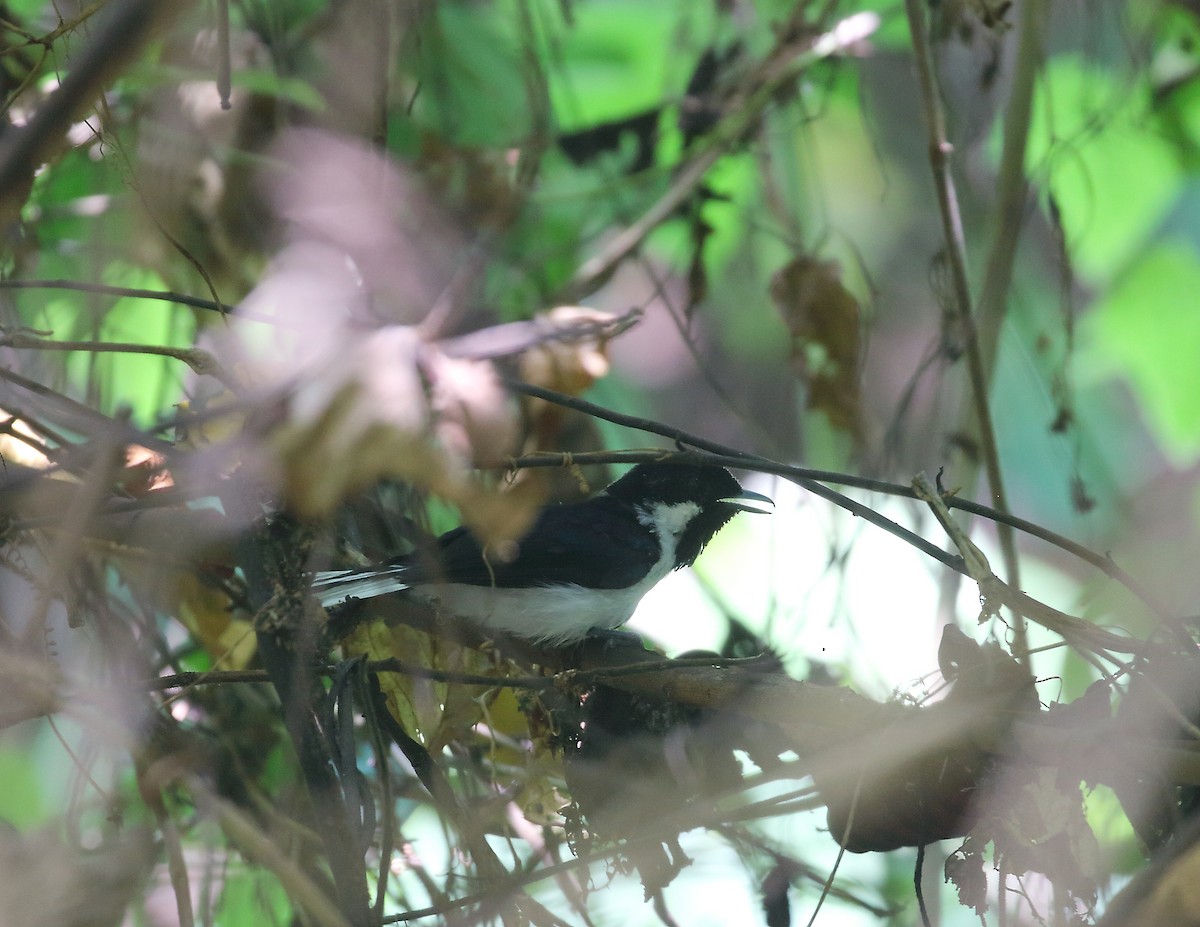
top-left (311, 567), bottom-right (411, 608)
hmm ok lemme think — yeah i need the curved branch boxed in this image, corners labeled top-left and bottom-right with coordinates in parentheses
top-left (503, 382), bottom-right (1171, 619)
top-left (0, 329), bottom-right (234, 386)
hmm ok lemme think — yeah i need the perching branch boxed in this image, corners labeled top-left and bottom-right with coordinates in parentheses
top-left (503, 383), bottom-right (1172, 620)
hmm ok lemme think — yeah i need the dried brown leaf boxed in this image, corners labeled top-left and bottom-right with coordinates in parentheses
top-left (769, 256), bottom-right (863, 438)
top-left (517, 306), bottom-right (623, 396)
top-left (254, 327), bottom-right (532, 537)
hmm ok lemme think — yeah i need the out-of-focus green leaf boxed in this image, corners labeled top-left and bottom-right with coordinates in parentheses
top-left (1027, 56), bottom-right (1183, 282)
top-left (91, 264), bottom-right (197, 423)
top-left (217, 866), bottom-right (291, 927)
top-left (121, 60), bottom-right (320, 114)
top-left (0, 747), bottom-right (46, 828)
top-left (5, 0), bottom-right (56, 24)
top-left (409, 3), bottom-right (534, 146)
top-left (22, 147), bottom-right (118, 247)
top-left (492, 145), bottom-right (668, 313)
top-left (537, 0), bottom-right (715, 131)
top-left (1081, 241), bottom-right (1200, 462)
top-left (230, 70), bottom-right (324, 111)
top-left (680, 152), bottom-right (758, 265)
top-left (1083, 786), bottom-right (1140, 870)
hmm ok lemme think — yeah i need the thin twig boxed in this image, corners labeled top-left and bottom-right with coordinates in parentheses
top-left (913, 473), bottom-right (1148, 659)
top-left (566, 12), bottom-right (879, 297)
top-left (0, 329), bottom-right (235, 386)
top-left (501, 383), bottom-right (1170, 618)
top-left (975, 0), bottom-right (1048, 377)
top-left (158, 810), bottom-right (196, 927)
top-left (95, 93), bottom-right (230, 316)
top-left (141, 653), bottom-right (771, 692)
top-left (215, 0), bottom-right (231, 110)
top-left (360, 672), bottom-right (395, 923)
top-left (0, 0), bottom-right (188, 212)
top-left (901, 1), bottom-right (1039, 663)
top-left (0, 279), bottom-right (300, 327)
top-left (911, 472), bottom-right (992, 581)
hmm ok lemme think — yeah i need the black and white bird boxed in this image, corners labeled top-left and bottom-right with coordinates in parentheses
top-left (312, 463), bottom-right (772, 645)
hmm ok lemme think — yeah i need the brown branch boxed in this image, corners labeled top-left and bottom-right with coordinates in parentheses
top-left (0, 329), bottom-right (234, 386)
top-left (975, 0), bottom-right (1049, 380)
top-left (500, 385), bottom-right (1171, 618)
top-left (0, 3), bottom-right (107, 120)
top-left (0, 278), bottom-right (229, 314)
top-left (215, 0), bottom-right (232, 111)
top-left (913, 473), bottom-right (1150, 658)
top-left (188, 777), bottom-right (353, 927)
top-left (19, 434), bottom-right (123, 645)
top-left (235, 510), bottom-right (372, 927)
top-left (903, 0), bottom-right (1025, 657)
top-left (0, 365), bottom-right (176, 451)
top-left (141, 653), bottom-right (772, 692)
top-left (0, 0), bottom-right (190, 219)
top-left (566, 12), bottom-right (879, 297)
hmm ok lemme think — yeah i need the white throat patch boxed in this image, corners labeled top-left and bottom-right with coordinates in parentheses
top-left (636, 500), bottom-right (702, 545)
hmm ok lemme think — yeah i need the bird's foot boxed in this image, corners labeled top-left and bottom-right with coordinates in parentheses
top-left (579, 627), bottom-right (647, 658)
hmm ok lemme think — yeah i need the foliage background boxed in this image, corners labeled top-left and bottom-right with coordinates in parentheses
top-left (2, 0), bottom-right (1200, 925)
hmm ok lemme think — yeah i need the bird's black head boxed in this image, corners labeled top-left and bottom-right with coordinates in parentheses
top-left (605, 463), bottom-right (772, 568)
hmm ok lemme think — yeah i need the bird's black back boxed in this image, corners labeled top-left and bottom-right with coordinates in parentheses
top-left (398, 463), bottom-right (745, 589)
top-left (402, 494), bottom-right (660, 589)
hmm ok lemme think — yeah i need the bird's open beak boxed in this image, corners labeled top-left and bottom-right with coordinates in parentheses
top-left (720, 489), bottom-right (774, 514)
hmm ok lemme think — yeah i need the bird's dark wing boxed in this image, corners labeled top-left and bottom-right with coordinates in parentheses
top-left (406, 496), bottom-right (660, 589)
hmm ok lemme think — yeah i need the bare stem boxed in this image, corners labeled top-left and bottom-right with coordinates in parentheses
top-left (566, 12), bottom-right (879, 297)
top-left (903, 0), bottom-right (1027, 659)
top-left (0, 329), bottom-right (235, 387)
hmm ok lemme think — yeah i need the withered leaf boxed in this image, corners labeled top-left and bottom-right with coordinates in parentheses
top-left (945, 840), bottom-right (988, 917)
top-left (769, 255), bottom-right (863, 439)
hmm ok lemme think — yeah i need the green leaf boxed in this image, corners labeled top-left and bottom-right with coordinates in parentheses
top-left (539, 0), bottom-right (715, 131)
top-left (1028, 57), bottom-right (1182, 282)
top-left (1082, 241), bottom-right (1200, 462)
top-left (409, 3), bottom-right (535, 146)
top-left (0, 747), bottom-right (47, 828)
top-left (4, 0), bottom-right (53, 23)
top-left (92, 264), bottom-right (197, 423)
top-left (230, 70), bottom-right (324, 111)
top-left (216, 867), bottom-right (291, 927)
